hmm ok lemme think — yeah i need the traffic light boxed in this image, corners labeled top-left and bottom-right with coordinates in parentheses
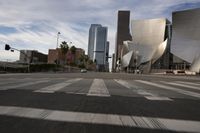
top-left (5, 44), bottom-right (11, 50)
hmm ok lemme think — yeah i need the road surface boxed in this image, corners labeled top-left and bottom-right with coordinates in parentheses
top-left (0, 73), bottom-right (200, 133)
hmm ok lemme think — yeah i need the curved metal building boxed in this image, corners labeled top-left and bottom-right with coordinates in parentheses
top-left (171, 8), bottom-right (200, 72)
top-left (121, 18), bottom-right (170, 72)
top-left (131, 18), bottom-right (169, 63)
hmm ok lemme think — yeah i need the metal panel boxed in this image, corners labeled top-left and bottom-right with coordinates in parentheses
top-left (131, 18), bottom-right (166, 63)
top-left (171, 8), bottom-right (200, 64)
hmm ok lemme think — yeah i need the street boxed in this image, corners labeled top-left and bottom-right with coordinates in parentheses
top-left (0, 73), bottom-right (200, 133)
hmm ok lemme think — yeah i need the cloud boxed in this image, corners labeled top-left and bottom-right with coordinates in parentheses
top-left (0, 0), bottom-right (200, 63)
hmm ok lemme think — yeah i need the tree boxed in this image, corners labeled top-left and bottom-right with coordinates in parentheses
top-left (84, 55), bottom-right (89, 68)
top-left (70, 45), bottom-right (76, 54)
top-left (78, 54), bottom-right (85, 68)
top-left (60, 41), bottom-right (69, 65)
top-left (79, 54), bottom-right (84, 63)
top-left (70, 45), bottom-right (77, 64)
top-left (88, 60), bottom-right (93, 65)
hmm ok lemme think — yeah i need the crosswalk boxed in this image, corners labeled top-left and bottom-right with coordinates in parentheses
top-left (87, 79), bottom-right (110, 97)
top-left (0, 105), bottom-right (200, 133)
top-left (1, 77), bottom-right (200, 133)
top-left (114, 79), bottom-right (173, 101)
top-left (34, 78), bottom-right (82, 93)
top-left (0, 78), bottom-right (200, 100)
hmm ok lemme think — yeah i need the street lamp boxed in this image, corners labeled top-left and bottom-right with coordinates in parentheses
top-left (56, 32), bottom-right (61, 71)
top-left (56, 32), bottom-right (61, 49)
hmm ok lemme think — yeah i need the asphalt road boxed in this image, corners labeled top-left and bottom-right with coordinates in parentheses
top-left (0, 73), bottom-right (200, 133)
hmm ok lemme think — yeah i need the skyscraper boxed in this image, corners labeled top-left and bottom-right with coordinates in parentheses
top-left (114, 10), bottom-right (132, 70)
top-left (88, 24), bottom-right (101, 60)
top-left (88, 24), bottom-right (108, 71)
top-left (93, 26), bottom-right (108, 69)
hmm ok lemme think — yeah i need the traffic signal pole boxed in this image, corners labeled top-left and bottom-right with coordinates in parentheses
top-left (4, 44), bottom-right (31, 72)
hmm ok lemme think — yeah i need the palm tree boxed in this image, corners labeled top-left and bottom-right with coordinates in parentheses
top-left (60, 41), bottom-right (69, 65)
top-left (70, 45), bottom-right (76, 64)
top-left (78, 54), bottom-right (85, 68)
top-left (84, 55), bottom-right (89, 68)
top-left (70, 45), bottom-right (76, 54)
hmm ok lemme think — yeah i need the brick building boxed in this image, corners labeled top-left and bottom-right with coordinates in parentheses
top-left (48, 48), bottom-right (85, 65)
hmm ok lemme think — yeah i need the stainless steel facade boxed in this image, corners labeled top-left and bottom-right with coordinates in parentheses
top-left (171, 8), bottom-right (200, 72)
top-left (121, 18), bottom-right (170, 73)
top-left (131, 18), bottom-right (167, 63)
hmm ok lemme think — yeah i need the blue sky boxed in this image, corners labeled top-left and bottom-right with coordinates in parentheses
top-left (0, 0), bottom-right (200, 61)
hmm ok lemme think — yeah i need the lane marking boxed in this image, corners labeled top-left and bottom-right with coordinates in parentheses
top-left (163, 82), bottom-right (200, 91)
top-left (114, 79), bottom-right (172, 101)
top-left (65, 92), bottom-right (86, 95)
top-left (34, 78), bottom-right (82, 93)
top-left (87, 79), bottom-right (110, 97)
top-left (0, 78), bottom-right (41, 86)
top-left (135, 80), bottom-right (200, 99)
top-left (0, 80), bottom-right (50, 90)
top-left (175, 81), bottom-right (200, 87)
top-left (0, 105), bottom-right (200, 133)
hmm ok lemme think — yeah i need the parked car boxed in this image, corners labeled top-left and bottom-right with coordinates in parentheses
top-left (81, 69), bottom-right (87, 73)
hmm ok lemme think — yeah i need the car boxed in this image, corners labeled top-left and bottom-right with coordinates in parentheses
top-left (80, 69), bottom-right (87, 73)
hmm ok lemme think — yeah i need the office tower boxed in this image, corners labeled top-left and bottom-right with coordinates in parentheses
top-left (88, 24), bottom-right (101, 60)
top-left (105, 41), bottom-right (110, 71)
top-left (93, 26), bottom-right (108, 71)
top-left (88, 24), bottom-right (108, 71)
top-left (111, 53), bottom-right (115, 72)
top-left (114, 10), bottom-right (132, 70)
top-left (105, 41), bottom-right (109, 63)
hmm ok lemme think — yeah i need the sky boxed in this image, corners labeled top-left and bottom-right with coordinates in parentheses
top-left (0, 0), bottom-right (200, 62)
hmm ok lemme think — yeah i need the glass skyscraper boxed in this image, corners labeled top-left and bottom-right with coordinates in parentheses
top-left (88, 24), bottom-right (108, 71)
top-left (88, 24), bottom-right (101, 60)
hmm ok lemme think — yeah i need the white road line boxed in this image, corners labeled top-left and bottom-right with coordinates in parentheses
top-left (0, 78), bottom-right (38, 86)
top-left (114, 79), bottom-right (172, 101)
top-left (0, 105), bottom-right (200, 133)
top-left (87, 79), bottom-right (110, 97)
top-left (65, 92), bottom-right (86, 95)
top-left (34, 78), bottom-right (82, 93)
top-left (163, 82), bottom-right (200, 91)
top-left (135, 80), bottom-right (200, 99)
top-left (176, 81), bottom-right (200, 86)
top-left (0, 80), bottom-right (50, 90)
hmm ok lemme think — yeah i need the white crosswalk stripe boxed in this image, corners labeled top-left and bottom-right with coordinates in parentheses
top-left (34, 78), bottom-right (82, 93)
top-left (162, 81), bottom-right (200, 91)
top-left (0, 80), bottom-right (50, 90)
top-left (175, 81), bottom-right (200, 86)
top-left (114, 79), bottom-right (172, 101)
top-left (0, 105), bottom-right (200, 133)
top-left (135, 80), bottom-right (200, 99)
top-left (0, 78), bottom-right (39, 86)
top-left (87, 79), bottom-right (110, 97)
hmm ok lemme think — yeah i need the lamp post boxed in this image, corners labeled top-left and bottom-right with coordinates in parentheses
top-left (56, 32), bottom-right (61, 49)
top-left (56, 32), bottom-right (61, 72)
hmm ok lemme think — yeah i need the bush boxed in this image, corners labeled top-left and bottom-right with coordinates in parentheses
top-left (78, 64), bottom-right (85, 69)
top-left (30, 64), bottom-right (61, 72)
